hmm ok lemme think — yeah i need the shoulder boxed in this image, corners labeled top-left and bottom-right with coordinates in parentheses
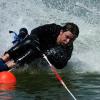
top-left (30, 23), bottom-right (62, 36)
top-left (38, 23), bottom-right (62, 29)
top-left (34, 23), bottom-right (62, 29)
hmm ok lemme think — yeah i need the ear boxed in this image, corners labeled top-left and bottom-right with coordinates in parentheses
top-left (60, 30), bottom-right (63, 35)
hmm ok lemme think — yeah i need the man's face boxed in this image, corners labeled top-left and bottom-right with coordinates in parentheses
top-left (57, 30), bottom-right (76, 46)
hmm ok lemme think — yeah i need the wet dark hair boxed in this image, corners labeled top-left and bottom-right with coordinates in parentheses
top-left (62, 23), bottom-right (79, 38)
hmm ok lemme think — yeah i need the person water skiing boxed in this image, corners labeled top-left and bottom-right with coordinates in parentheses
top-left (9, 28), bottom-right (28, 45)
top-left (0, 22), bottom-right (79, 71)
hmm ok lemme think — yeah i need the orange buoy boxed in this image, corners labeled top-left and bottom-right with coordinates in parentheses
top-left (0, 71), bottom-right (16, 84)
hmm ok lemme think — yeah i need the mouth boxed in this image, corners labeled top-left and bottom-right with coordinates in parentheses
top-left (61, 42), bottom-right (67, 46)
top-left (63, 41), bottom-right (69, 45)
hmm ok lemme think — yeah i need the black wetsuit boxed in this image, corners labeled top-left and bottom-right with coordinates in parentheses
top-left (6, 23), bottom-right (73, 69)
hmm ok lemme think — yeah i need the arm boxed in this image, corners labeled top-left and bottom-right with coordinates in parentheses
top-left (44, 44), bottom-right (73, 69)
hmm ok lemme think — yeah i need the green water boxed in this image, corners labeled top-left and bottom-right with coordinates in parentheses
top-left (0, 67), bottom-right (100, 100)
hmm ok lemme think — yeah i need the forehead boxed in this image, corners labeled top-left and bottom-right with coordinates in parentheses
top-left (63, 31), bottom-right (74, 37)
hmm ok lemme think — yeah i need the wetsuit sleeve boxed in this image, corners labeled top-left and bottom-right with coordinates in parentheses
top-left (44, 45), bottom-right (73, 69)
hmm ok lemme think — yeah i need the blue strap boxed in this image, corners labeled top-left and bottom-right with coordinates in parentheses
top-left (10, 31), bottom-right (21, 44)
